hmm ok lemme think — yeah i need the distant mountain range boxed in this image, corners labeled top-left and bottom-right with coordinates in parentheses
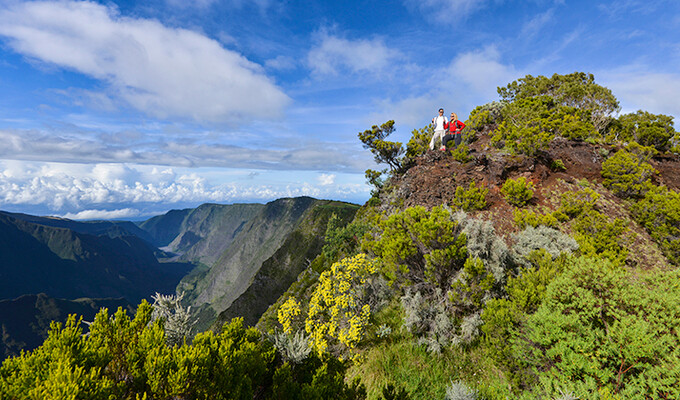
top-left (0, 197), bottom-right (359, 358)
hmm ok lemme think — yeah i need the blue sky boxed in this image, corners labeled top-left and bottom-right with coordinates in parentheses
top-left (0, 0), bottom-right (678, 219)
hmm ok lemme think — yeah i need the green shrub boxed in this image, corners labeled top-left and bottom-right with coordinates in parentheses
top-left (571, 209), bottom-right (628, 265)
top-left (515, 257), bottom-right (680, 399)
top-left (0, 303), bottom-right (368, 400)
top-left (601, 143), bottom-right (657, 198)
top-left (481, 250), bottom-right (567, 386)
top-left (608, 110), bottom-right (677, 151)
top-left (513, 208), bottom-right (562, 229)
top-left (466, 101), bottom-right (504, 132)
top-left (450, 257), bottom-right (495, 316)
top-left (501, 177), bottom-right (535, 207)
top-left (322, 213), bottom-right (370, 263)
top-left (557, 187), bottom-right (600, 217)
top-left (550, 159), bottom-right (566, 171)
top-left (362, 205), bottom-right (467, 289)
top-left (453, 182), bottom-right (488, 212)
top-left (450, 143), bottom-right (472, 163)
top-left (497, 72), bottom-right (619, 135)
top-left (405, 124), bottom-right (434, 161)
top-left (490, 96), bottom-right (557, 156)
top-left (630, 185), bottom-right (680, 265)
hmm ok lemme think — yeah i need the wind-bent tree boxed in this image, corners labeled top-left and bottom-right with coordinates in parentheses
top-left (358, 120), bottom-right (404, 172)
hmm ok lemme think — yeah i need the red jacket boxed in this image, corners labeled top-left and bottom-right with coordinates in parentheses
top-left (445, 120), bottom-right (465, 134)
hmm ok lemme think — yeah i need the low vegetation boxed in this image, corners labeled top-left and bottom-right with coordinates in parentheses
top-left (3, 71), bottom-right (680, 399)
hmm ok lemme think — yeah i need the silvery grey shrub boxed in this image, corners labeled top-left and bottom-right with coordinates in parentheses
top-left (151, 292), bottom-right (197, 346)
top-left (444, 380), bottom-right (477, 400)
top-left (269, 329), bottom-right (312, 364)
top-left (512, 225), bottom-right (578, 261)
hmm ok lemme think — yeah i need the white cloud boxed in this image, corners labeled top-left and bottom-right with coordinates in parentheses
top-left (0, 129), bottom-right (371, 172)
top-left (445, 46), bottom-right (521, 101)
top-left (307, 31), bottom-right (400, 76)
top-left (62, 208), bottom-right (140, 220)
top-left (0, 161), bottom-right (370, 214)
top-left (318, 173), bottom-right (335, 186)
top-left (0, 1), bottom-right (290, 123)
top-left (602, 69), bottom-right (680, 118)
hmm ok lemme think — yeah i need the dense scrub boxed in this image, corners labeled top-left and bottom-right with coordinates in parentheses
top-left (4, 72), bottom-right (680, 399)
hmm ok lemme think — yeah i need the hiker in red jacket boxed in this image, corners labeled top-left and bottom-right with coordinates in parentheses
top-left (441, 112), bottom-right (466, 150)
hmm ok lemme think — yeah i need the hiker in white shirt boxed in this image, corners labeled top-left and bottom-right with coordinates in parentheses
top-left (429, 108), bottom-right (449, 150)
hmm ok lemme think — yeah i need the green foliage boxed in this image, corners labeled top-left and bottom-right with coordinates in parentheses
top-left (550, 159), bottom-right (566, 171)
top-left (609, 110), bottom-right (677, 151)
top-left (571, 209), bottom-right (628, 265)
top-left (358, 120), bottom-right (404, 172)
top-left (270, 355), bottom-right (367, 400)
top-left (450, 257), bottom-right (495, 315)
top-left (323, 213), bottom-right (370, 264)
top-left (490, 96), bottom-right (558, 155)
top-left (365, 169), bottom-right (386, 192)
top-left (557, 187), bottom-right (600, 218)
top-left (482, 250), bottom-right (567, 387)
top-left (630, 185), bottom-right (680, 265)
top-left (405, 124), bottom-right (434, 161)
top-left (379, 383), bottom-right (410, 400)
top-left (450, 143), bottom-right (472, 163)
top-left (453, 182), bottom-right (488, 212)
top-left (0, 303), bottom-right (367, 400)
top-left (501, 177), bottom-right (535, 207)
top-left (362, 206), bottom-right (467, 289)
top-left (466, 101), bottom-right (505, 132)
top-left (601, 143), bottom-right (657, 198)
top-left (497, 72), bottom-right (619, 134)
top-left (515, 257), bottom-right (680, 399)
top-left (512, 208), bottom-right (562, 230)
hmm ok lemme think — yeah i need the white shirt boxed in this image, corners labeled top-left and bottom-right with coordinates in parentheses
top-left (433, 115), bottom-right (448, 131)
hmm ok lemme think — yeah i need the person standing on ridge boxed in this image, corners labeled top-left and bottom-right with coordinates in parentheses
top-left (429, 108), bottom-right (448, 151)
top-left (442, 112), bottom-right (466, 150)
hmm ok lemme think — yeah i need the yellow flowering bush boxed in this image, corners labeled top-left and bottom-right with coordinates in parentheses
top-left (305, 254), bottom-right (377, 360)
top-left (277, 297), bottom-right (302, 334)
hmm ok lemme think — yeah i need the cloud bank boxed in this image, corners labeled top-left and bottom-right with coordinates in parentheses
top-left (0, 161), bottom-right (369, 216)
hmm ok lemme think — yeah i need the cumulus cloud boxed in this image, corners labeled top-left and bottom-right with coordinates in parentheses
top-left (307, 30), bottom-right (400, 76)
top-left (445, 46), bottom-right (521, 101)
top-left (0, 1), bottom-right (290, 123)
top-left (318, 173), bottom-right (335, 186)
top-left (0, 161), bottom-right (369, 215)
